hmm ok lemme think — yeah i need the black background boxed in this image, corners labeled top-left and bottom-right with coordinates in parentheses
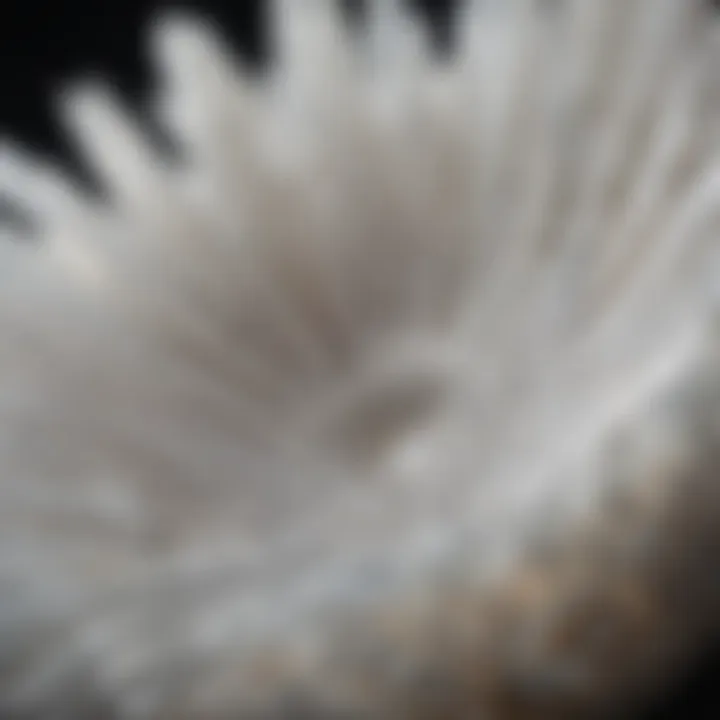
top-left (0, 0), bottom-right (717, 716)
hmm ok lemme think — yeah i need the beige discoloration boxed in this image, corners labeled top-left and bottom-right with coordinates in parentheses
top-left (1, 1), bottom-right (720, 717)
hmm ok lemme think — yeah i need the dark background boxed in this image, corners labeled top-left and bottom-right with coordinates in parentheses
top-left (0, 0), bottom-right (452, 167)
top-left (0, 0), bottom-right (717, 716)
